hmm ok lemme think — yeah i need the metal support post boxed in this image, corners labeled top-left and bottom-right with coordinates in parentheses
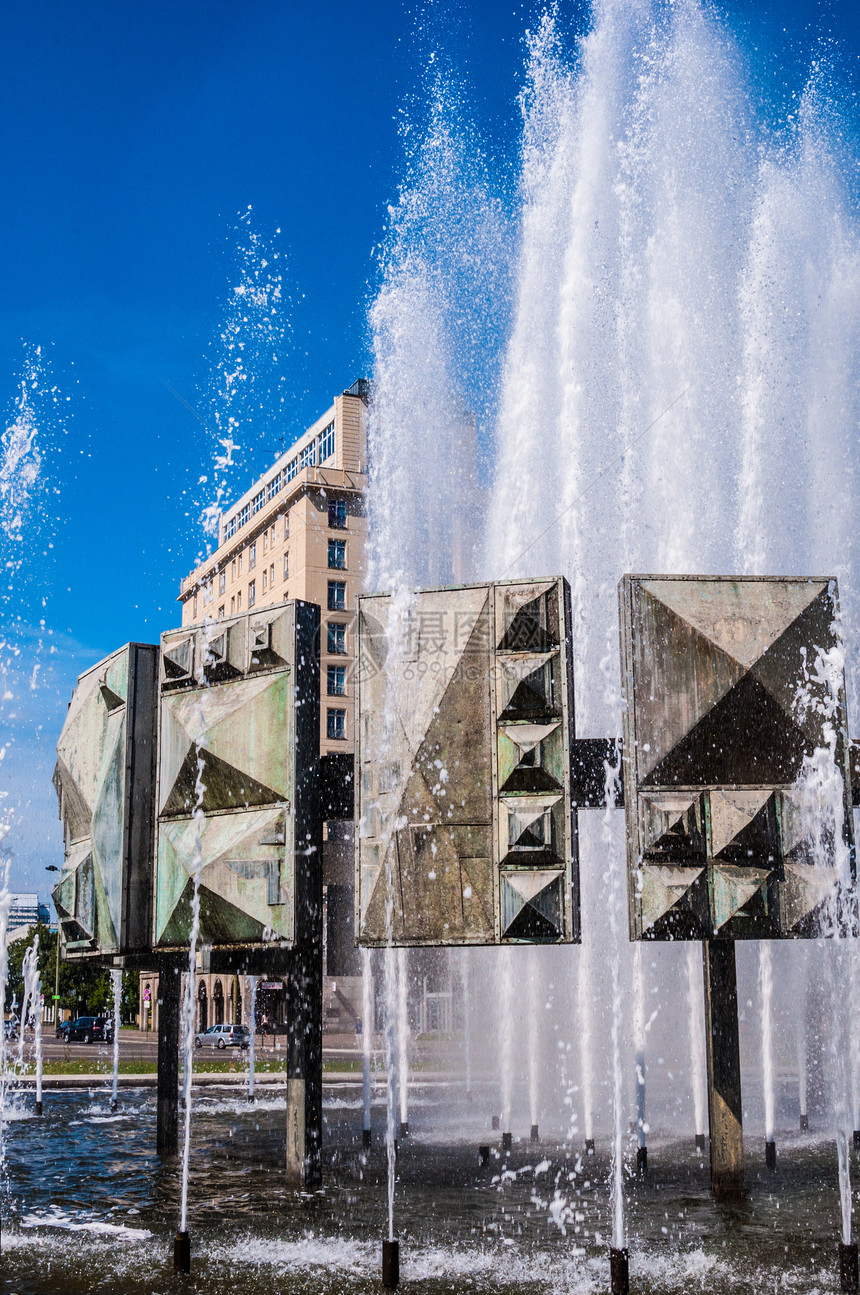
top-left (702, 940), bottom-right (744, 1198)
top-left (156, 962), bottom-right (181, 1157)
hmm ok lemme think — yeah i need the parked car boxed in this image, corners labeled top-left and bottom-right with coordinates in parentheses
top-left (56, 1018), bottom-right (71, 1040)
top-left (3, 1019), bottom-right (18, 1041)
top-left (194, 1023), bottom-right (250, 1050)
top-left (63, 1016), bottom-right (114, 1044)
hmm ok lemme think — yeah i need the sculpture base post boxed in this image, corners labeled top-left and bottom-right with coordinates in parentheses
top-left (156, 964), bottom-right (181, 1157)
top-left (703, 940), bottom-right (744, 1199)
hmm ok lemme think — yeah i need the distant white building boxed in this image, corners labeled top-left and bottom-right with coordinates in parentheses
top-left (6, 894), bottom-right (52, 941)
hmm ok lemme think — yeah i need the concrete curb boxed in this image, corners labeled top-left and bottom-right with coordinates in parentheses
top-left (10, 1071), bottom-right (461, 1091)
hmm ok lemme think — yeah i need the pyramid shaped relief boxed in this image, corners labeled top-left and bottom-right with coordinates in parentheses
top-left (500, 869), bottom-right (564, 940)
top-left (498, 722), bottom-right (564, 793)
top-left (357, 577), bottom-right (575, 946)
top-left (496, 583), bottom-right (559, 652)
top-left (159, 672), bottom-right (290, 816)
top-left (156, 805), bottom-right (291, 946)
top-left (623, 576), bottom-right (853, 942)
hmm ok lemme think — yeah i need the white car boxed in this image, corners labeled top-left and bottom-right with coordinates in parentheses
top-left (193, 1023), bottom-right (250, 1050)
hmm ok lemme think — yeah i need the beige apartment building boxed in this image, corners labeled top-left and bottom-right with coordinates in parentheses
top-left (138, 382), bottom-right (368, 1039)
top-left (178, 379), bottom-right (368, 755)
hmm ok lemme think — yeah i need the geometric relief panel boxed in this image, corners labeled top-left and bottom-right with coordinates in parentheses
top-left (620, 575), bottom-right (855, 941)
top-left (52, 643), bottom-right (158, 958)
top-left (355, 577), bottom-right (578, 946)
top-left (154, 601), bottom-right (311, 951)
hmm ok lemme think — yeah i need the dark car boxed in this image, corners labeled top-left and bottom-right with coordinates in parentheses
top-left (55, 1018), bottom-right (71, 1040)
top-left (64, 1016), bottom-right (114, 1044)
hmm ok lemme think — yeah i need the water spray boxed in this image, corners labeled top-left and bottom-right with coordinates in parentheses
top-left (759, 943), bottom-right (777, 1170)
top-left (361, 946), bottom-right (373, 1147)
top-left (247, 974), bottom-right (259, 1103)
top-left (109, 967), bottom-right (121, 1112)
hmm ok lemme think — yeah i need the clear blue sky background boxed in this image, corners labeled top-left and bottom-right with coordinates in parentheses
top-left (2, 0), bottom-right (859, 894)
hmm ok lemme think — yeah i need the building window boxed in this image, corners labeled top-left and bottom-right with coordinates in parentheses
top-left (328, 539), bottom-right (346, 570)
top-left (262, 570), bottom-right (268, 592)
top-left (230, 596), bottom-right (235, 614)
top-left (238, 553), bottom-right (243, 575)
top-left (327, 665), bottom-right (346, 696)
top-left (327, 708), bottom-right (346, 741)
top-left (327, 581), bottom-right (346, 611)
top-left (193, 593), bottom-right (198, 618)
top-left (328, 499), bottom-right (347, 529)
top-left (218, 605), bottom-right (225, 620)
top-left (251, 489), bottom-right (265, 516)
top-left (327, 622), bottom-right (346, 654)
top-left (263, 532), bottom-right (268, 554)
top-left (237, 590), bottom-right (242, 610)
top-left (284, 514), bottom-right (290, 541)
top-left (318, 422), bottom-right (335, 463)
top-left (270, 563), bottom-right (275, 586)
top-left (248, 581), bottom-right (256, 608)
top-left (231, 559), bottom-right (236, 581)
top-left (270, 524), bottom-right (276, 547)
top-left (219, 570), bottom-right (226, 594)
top-left (301, 440), bottom-right (316, 469)
top-left (249, 543), bottom-right (256, 570)
top-left (284, 551), bottom-right (289, 580)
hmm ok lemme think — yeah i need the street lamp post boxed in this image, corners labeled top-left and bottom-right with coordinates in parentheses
top-left (45, 867), bottom-right (60, 1025)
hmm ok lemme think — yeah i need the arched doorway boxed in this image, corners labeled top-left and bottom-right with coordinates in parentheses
top-left (198, 981), bottom-right (208, 1033)
top-left (213, 979), bottom-right (224, 1025)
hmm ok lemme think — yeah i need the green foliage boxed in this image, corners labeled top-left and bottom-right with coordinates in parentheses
top-left (5, 925), bottom-right (138, 1021)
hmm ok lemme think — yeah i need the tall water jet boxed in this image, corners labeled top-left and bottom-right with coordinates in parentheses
top-left (0, 864), bottom-right (12, 1240)
top-left (247, 975), bottom-right (259, 1103)
top-left (25, 943), bottom-right (43, 1117)
top-left (109, 969), bottom-right (121, 1113)
top-left (849, 940), bottom-right (860, 1145)
top-left (175, 722), bottom-right (207, 1274)
top-left (361, 948), bottom-right (373, 1147)
top-left (759, 943), bottom-right (777, 1168)
top-left (578, 943), bottom-right (595, 1154)
top-left (797, 946), bottom-right (810, 1130)
top-left (632, 942), bottom-right (647, 1174)
top-left (527, 947), bottom-right (540, 1141)
top-left (461, 949), bottom-right (472, 1102)
top-left (499, 946), bottom-right (515, 1149)
top-left (396, 947), bottom-right (409, 1138)
top-left (685, 942), bottom-right (707, 1149)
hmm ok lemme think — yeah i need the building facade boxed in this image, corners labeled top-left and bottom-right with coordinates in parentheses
top-left (140, 381), bottom-right (368, 1035)
top-left (178, 379), bottom-right (368, 756)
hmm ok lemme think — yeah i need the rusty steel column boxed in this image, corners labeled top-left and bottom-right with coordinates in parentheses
top-left (156, 962), bottom-right (181, 1156)
top-left (702, 940), bottom-right (744, 1198)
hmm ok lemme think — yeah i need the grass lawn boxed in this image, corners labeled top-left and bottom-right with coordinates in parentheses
top-left (28, 1057), bottom-right (368, 1077)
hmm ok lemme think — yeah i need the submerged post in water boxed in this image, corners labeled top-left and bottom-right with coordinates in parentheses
top-left (702, 940), bottom-right (744, 1199)
top-left (156, 962), bottom-right (181, 1157)
top-left (110, 967), bottom-right (121, 1111)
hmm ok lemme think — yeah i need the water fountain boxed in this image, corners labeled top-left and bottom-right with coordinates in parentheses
top-left (5, 4), bottom-right (860, 1293)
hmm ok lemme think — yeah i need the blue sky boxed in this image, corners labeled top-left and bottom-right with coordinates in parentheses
top-left (2, 0), bottom-right (859, 894)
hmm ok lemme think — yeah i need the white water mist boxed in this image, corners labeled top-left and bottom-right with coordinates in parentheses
top-left (685, 942), bottom-right (706, 1139)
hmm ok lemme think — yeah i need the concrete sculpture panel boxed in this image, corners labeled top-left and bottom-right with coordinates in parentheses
top-left (154, 600), bottom-right (319, 950)
top-left (355, 578), bottom-right (577, 945)
top-left (620, 575), bottom-right (854, 940)
top-left (52, 643), bottom-right (158, 958)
